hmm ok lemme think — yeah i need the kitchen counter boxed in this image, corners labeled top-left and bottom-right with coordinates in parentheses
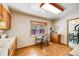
top-left (69, 45), bottom-right (79, 56)
top-left (0, 37), bottom-right (16, 56)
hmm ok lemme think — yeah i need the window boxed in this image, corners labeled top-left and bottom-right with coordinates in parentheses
top-left (31, 25), bottom-right (37, 35)
top-left (39, 25), bottom-right (45, 34)
top-left (30, 21), bottom-right (47, 35)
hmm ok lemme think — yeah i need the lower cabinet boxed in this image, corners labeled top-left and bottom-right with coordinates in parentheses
top-left (50, 33), bottom-right (61, 43)
top-left (8, 39), bottom-right (17, 56)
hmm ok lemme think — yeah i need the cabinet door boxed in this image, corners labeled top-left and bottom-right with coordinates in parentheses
top-left (0, 4), bottom-right (1, 28)
top-left (0, 4), bottom-right (6, 29)
top-left (0, 4), bottom-right (2, 19)
top-left (52, 34), bottom-right (61, 43)
top-left (1, 5), bottom-right (11, 29)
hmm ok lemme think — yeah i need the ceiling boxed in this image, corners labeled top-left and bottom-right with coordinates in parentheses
top-left (5, 3), bottom-right (79, 20)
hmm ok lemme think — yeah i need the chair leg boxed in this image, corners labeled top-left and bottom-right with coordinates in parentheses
top-left (47, 40), bottom-right (50, 47)
top-left (39, 42), bottom-right (42, 49)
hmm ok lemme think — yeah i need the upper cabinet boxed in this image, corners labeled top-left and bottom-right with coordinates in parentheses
top-left (0, 4), bottom-right (2, 19)
top-left (0, 4), bottom-right (11, 30)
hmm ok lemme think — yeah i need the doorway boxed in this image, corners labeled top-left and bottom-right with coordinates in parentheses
top-left (67, 18), bottom-right (79, 48)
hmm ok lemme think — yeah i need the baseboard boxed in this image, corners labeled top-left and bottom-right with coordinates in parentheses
top-left (60, 43), bottom-right (68, 46)
top-left (16, 44), bottom-right (36, 50)
top-left (17, 42), bottom-right (69, 50)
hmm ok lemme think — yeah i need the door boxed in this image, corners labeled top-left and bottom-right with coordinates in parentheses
top-left (67, 18), bottom-right (79, 48)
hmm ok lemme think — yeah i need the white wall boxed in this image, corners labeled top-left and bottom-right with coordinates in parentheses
top-left (53, 13), bottom-right (79, 45)
top-left (7, 11), bottom-right (53, 48)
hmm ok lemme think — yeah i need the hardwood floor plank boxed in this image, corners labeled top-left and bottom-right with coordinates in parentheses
top-left (16, 42), bottom-right (72, 56)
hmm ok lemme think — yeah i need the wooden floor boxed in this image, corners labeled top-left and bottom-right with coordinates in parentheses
top-left (16, 42), bottom-right (72, 56)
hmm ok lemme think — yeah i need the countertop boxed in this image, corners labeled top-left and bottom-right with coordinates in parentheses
top-left (69, 45), bottom-right (79, 56)
top-left (0, 37), bottom-right (16, 56)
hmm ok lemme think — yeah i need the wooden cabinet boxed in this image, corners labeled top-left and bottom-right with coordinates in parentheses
top-left (0, 4), bottom-right (2, 19)
top-left (0, 4), bottom-right (11, 30)
top-left (8, 39), bottom-right (17, 56)
top-left (50, 33), bottom-right (61, 43)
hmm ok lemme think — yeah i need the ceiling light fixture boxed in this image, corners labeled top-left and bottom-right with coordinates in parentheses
top-left (40, 3), bottom-right (64, 14)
